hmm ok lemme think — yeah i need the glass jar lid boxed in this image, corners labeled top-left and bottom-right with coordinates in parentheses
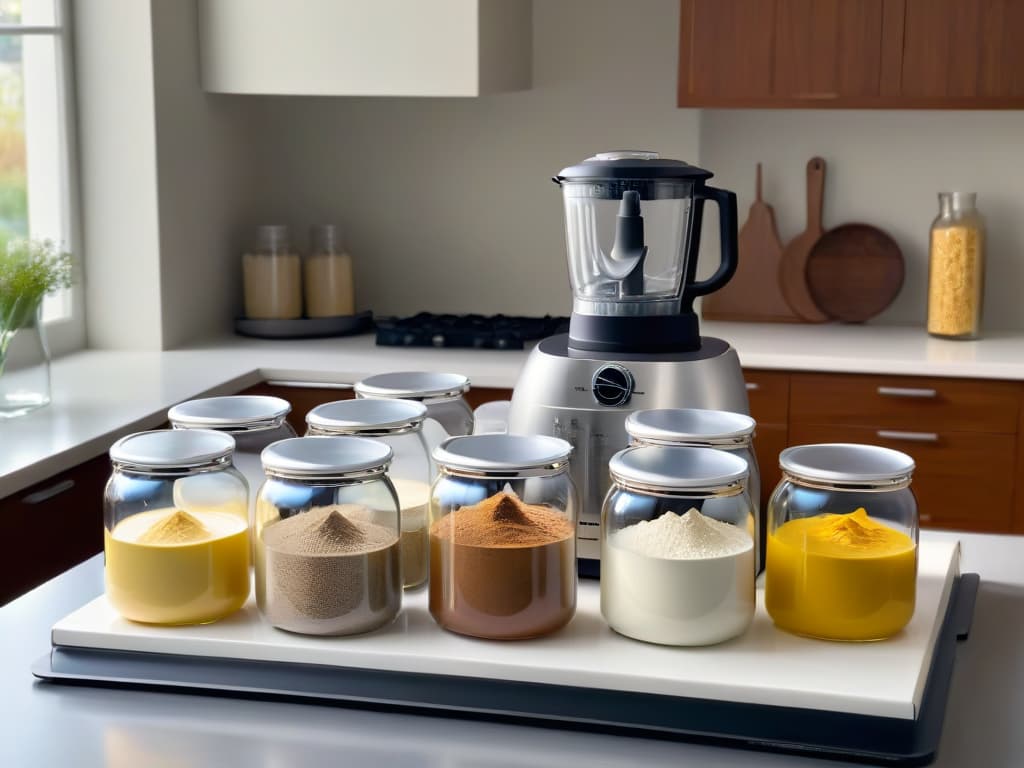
top-left (261, 436), bottom-right (393, 480)
top-left (433, 434), bottom-right (572, 478)
top-left (625, 408), bottom-right (755, 447)
top-left (306, 398), bottom-right (427, 435)
top-left (609, 445), bottom-right (748, 494)
top-left (354, 371), bottom-right (470, 401)
top-left (779, 443), bottom-right (915, 487)
top-left (110, 429), bottom-right (235, 470)
top-left (168, 395), bottom-right (291, 432)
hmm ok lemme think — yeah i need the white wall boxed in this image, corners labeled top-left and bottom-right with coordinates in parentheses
top-left (700, 110), bottom-right (1024, 329)
top-left (247, 0), bottom-right (699, 318)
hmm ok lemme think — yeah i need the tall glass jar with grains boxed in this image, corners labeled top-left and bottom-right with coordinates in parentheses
top-left (927, 192), bottom-right (984, 339)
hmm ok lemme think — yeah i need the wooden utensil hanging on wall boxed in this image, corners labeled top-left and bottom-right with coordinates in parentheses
top-left (701, 164), bottom-right (802, 323)
top-left (778, 157), bottom-right (830, 322)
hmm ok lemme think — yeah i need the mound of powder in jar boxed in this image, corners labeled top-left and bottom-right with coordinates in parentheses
top-left (137, 509), bottom-right (211, 545)
top-left (432, 491), bottom-right (573, 547)
top-left (611, 508), bottom-right (752, 559)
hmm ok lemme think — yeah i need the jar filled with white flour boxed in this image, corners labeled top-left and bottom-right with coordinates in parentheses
top-left (600, 445), bottom-right (755, 646)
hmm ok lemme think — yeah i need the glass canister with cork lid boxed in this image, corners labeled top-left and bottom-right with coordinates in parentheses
top-left (355, 371), bottom-right (474, 440)
top-left (103, 429), bottom-right (250, 625)
top-left (765, 443), bottom-right (918, 642)
top-left (255, 436), bottom-right (402, 636)
top-left (305, 398), bottom-right (433, 589)
top-left (242, 225), bottom-right (302, 320)
top-left (600, 446), bottom-right (755, 646)
top-left (624, 408), bottom-right (761, 572)
top-left (429, 434), bottom-right (577, 640)
top-left (927, 192), bottom-right (985, 339)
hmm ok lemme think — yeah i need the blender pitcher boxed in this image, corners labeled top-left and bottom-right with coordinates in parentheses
top-left (554, 151), bottom-right (738, 353)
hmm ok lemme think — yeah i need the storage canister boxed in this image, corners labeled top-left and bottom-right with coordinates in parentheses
top-left (625, 408), bottom-right (762, 572)
top-left (306, 398), bottom-right (433, 589)
top-left (766, 443), bottom-right (918, 642)
top-left (242, 224), bottom-right (302, 320)
top-left (168, 395), bottom-right (296, 553)
top-left (355, 371), bottom-right (474, 439)
top-left (255, 436), bottom-right (402, 636)
top-left (104, 429), bottom-right (250, 625)
top-left (601, 445), bottom-right (755, 646)
top-left (927, 192), bottom-right (985, 339)
top-left (430, 434), bottom-right (576, 639)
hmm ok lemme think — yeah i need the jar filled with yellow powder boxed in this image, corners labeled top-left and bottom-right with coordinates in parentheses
top-left (927, 192), bottom-right (985, 339)
top-left (104, 430), bottom-right (250, 625)
top-left (766, 443), bottom-right (918, 642)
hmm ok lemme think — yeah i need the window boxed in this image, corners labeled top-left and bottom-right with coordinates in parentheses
top-left (0, 0), bottom-right (81, 354)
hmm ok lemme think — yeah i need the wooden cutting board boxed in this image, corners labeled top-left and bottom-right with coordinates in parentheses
top-left (778, 157), bottom-right (830, 323)
top-left (701, 164), bottom-right (802, 323)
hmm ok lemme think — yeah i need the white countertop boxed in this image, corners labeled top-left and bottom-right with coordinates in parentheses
top-left (3, 322), bottom-right (1024, 499)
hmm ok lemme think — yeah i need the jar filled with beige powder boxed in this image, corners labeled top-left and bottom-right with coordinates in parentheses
top-left (304, 224), bottom-right (355, 317)
top-left (429, 434), bottom-right (577, 640)
top-left (242, 225), bottom-right (302, 319)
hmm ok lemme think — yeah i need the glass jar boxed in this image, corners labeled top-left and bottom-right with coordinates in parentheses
top-left (625, 408), bottom-right (761, 572)
top-left (766, 443), bottom-right (918, 642)
top-left (104, 430), bottom-right (250, 625)
top-left (430, 434), bottom-right (576, 639)
top-left (927, 192), bottom-right (985, 339)
top-left (168, 395), bottom-right (296, 555)
top-left (255, 436), bottom-right (401, 636)
top-left (304, 224), bottom-right (355, 318)
top-left (305, 398), bottom-right (432, 589)
top-left (242, 225), bottom-right (302, 320)
top-left (355, 371), bottom-right (473, 440)
top-left (601, 446), bottom-right (754, 646)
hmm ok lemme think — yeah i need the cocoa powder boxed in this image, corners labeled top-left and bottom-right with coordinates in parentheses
top-left (429, 491), bottom-right (575, 639)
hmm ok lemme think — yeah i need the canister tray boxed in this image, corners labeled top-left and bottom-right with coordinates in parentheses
top-left (35, 541), bottom-right (974, 766)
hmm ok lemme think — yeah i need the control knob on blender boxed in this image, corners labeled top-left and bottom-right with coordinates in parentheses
top-left (592, 365), bottom-right (635, 407)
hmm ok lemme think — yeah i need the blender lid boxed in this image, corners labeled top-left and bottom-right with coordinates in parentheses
top-left (555, 151), bottom-right (713, 182)
top-left (609, 445), bottom-right (749, 491)
top-left (625, 408), bottom-right (755, 445)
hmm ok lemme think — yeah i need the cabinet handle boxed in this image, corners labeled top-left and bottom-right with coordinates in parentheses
top-left (877, 386), bottom-right (937, 399)
top-left (22, 478), bottom-right (75, 504)
top-left (745, 382), bottom-right (760, 391)
top-left (877, 430), bottom-right (939, 443)
top-left (263, 380), bottom-right (354, 390)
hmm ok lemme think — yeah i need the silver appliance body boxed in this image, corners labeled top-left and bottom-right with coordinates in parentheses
top-left (508, 333), bottom-right (749, 572)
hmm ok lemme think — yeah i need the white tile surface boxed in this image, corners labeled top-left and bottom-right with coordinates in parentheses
top-left (52, 539), bottom-right (960, 720)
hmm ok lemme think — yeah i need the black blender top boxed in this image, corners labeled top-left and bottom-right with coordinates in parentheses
top-left (554, 151), bottom-right (714, 183)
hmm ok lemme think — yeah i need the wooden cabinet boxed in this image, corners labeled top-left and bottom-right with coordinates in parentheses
top-left (678, 0), bottom-right (1024, 108)
top-left (744, 370), bottom-right (791, 508)
top-left (0, 455), bottom-right (109, 606)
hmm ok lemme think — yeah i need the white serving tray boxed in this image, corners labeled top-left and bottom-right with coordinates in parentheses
top-left (50, 539), bottom-right (961, 721)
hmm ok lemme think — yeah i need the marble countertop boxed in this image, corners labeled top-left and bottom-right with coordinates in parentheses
top-left (3, 322), bottom-right (1024, 499)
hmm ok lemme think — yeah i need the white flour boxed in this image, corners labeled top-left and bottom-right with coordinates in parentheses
top-left (601, 509), bottom-right (755, 646)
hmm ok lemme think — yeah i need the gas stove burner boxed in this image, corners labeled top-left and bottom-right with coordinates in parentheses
top-left (375, 313), bottom-right (569, 350)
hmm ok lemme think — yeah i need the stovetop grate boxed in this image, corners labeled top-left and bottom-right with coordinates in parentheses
top-left (375, 313), bottom-right (569, 349)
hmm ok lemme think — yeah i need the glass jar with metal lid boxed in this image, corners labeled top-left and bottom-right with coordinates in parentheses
top-left (429, 434), bottom-right (576, 639)
top-left (601, 445), bottom-right (755, 646)
top-left (625, 408), bottom-right (762, 572)
top-left (765, 443), bottom-right (918, 642)
top-left (255, 436), bottom-right (402, 636)
top-left (168, 395), bottom-right (296, 547)
top-left (355, 371), bottom-right (473, 439)
top-left (104, 429), bottom-right (250, 625)
top-left (306, 398), bottom-right (432, 589)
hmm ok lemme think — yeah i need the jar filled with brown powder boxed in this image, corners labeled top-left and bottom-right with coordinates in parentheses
top-left (429, 434), bottom-right (576, 640)
top-left (255, 436), bottom-right (401, 636)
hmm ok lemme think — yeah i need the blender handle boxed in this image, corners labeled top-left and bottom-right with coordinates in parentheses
top-left (684, 185), bottom-right (739, 299)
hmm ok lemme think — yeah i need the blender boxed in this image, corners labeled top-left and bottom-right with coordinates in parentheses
top-left (507, 151), bottom-right (749, 577)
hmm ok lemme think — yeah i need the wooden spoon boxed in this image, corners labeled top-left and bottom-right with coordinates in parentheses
top-left (778, 157), bottom-right (829, 322)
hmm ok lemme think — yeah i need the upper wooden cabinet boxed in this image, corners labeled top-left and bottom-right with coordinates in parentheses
top-left (678, 0), bottom-right (1024, 108)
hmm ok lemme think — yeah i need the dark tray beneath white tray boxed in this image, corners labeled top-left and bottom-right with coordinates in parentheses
top-left (234, 311), bottom-right (372, 339)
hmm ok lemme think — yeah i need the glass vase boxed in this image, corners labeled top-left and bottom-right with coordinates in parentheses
top-left (0, 298), bottom-right (51, 418)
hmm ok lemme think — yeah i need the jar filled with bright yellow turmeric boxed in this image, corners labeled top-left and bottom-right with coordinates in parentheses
top-left (766, 444), bottom-right (918, 642)
top-left (927, 192), bottom-right (984, 339)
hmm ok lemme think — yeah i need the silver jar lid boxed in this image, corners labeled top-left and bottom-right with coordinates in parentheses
top-left (306, 398), bottom-right (427, 435)
top-left (355, 371), bottom-right (470, 401)
top-left (261, 436), bottom-right (392, 479)
top-left (609, 445), bottom-right (749, 493)
top-left (433, 434), bottom-right (572, 478)
top-left (779, 443), bottom-right (915, 486)
top-left (625, 408), bottom-right (755, 446)
top-left (110, 429), bottom-right (235, 470)
top-left (168, 395), bottom-right (291, 432)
